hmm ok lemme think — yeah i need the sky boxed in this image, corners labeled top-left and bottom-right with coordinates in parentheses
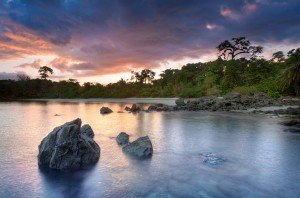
top-left (0, 0), bottom-right (300, 84)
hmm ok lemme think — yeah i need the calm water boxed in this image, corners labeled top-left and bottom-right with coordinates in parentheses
top-left (0, 99), bottom-right (299, 198)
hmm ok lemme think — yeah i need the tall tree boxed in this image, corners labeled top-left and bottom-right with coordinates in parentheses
top-left (38, 66), bottom-right (53, 80)
top-left (217, 37), bottom-right (263, 60)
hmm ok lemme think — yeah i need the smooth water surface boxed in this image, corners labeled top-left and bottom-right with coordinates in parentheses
top-left (0, 99), bottom-right (299, 198)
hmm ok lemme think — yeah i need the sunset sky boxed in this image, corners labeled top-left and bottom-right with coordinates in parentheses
top-left (0, 0), bottom-right (300, 84)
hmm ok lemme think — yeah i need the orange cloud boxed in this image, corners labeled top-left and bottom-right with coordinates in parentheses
top-left (0, 19), bottom-right (54, 60)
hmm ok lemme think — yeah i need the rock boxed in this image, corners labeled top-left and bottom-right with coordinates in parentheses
top-left (81, 124), bottom-right (94, 138)
top-left (275, 107), bottom-right (300, 115)
top-left (122, 136), bottom-right (153, 158)
top-left (124, 104), bottom-right (141, 112)
top-left (100, 107), bottom-right (113, 114)
top-left (199, 153), bottom-right (226, 166)
top-left (130, 104), bottom-right (141, 112)
top-left (147, 105), bottom-right (158, 111)
top-left (124, 106), bottom-right (131, 111)
top-left (116, 132), bottom-right (129, 145)
top-left (38, 118), bottom-right (100, 170)
top-left (223, 92), bottom-right (241, 102)
top-left (281, 119), bottom-right (300, 126)
top-left (117, 111), bottom-right (124, 113)
top-left (175, 98), bottom-right (185, 106)
top-left (284, 128), bottom-right (300, 133)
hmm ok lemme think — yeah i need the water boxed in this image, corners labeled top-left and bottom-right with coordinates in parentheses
top-left (0, 99), bottom-right (299, 198)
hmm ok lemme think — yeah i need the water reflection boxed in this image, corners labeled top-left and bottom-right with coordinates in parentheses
top-left (0, 100), bottom-right (300, 197)
top-left (39, 166), bottom-right (97, 198)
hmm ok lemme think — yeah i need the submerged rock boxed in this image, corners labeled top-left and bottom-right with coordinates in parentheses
top-left (122, 136), bottom-right (153, 159)
top-left (100, 107), bottom-right (113, 114)
top-left (116, 132), bottom-right (129, 145)
top-left (199, 153), bottom-right (226, 166)
top-left (38, 118), bottom-right (100, 170)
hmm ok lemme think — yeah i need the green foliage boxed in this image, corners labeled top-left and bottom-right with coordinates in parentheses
top-left (232, 86), bottom-right (258, 95)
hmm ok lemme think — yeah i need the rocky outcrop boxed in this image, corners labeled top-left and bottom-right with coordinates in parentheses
top-left (147, 104), bottom-right (173, 112)
top-left (100, 107), bottom-right (113, 114)
top-left (117, 133), bottom-right (153, 159)
top-left (175, 92), bottom-right (300, 112)
top-left (116, 132), bottom-right (129, 145)
top-left (38, 118), bottom-right (100, 170)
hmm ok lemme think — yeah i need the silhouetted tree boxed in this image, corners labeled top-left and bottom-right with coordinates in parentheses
top-left (38, 66), bottom-right (53, 80)
top-left (271, 51), bottom-right (285, 62)
top-left (217, 37), bottom-right (263, 60)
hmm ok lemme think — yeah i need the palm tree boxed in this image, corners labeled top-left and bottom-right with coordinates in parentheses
top-left (280, 62), bottom-right (300, 95)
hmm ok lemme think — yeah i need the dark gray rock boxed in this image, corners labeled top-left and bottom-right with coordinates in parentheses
top-left (122, 136), bottom-right (153, 158)
top-left (275, 107), bottom-right (300, 115)
top-left (100, 107), bottom-right (113, 114)
top-left (116, 132), bottom-right (129, 145)
top-left (38, 118), bottom-right (100, 170)
top-left (147, 105), bottom-right (158, 111)
top-left (175, 98), bottom-right (185, 106)
top-left (81, 124), bottom-right (94, 138)
top-left (124, 106), bottom-right (131, 111)
top-left (130, 104), bottom-right (141, 112)
top-left (281, 119), bottom-right (300, 126)
top-left (223, 92), bottom-right (241, 102)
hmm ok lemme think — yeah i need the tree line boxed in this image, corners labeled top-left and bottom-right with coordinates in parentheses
top-left (0, 37), bottom-right (299, 100)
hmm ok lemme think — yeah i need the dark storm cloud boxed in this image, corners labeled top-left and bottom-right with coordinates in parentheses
top-left (1, 0), bottom-right (300, 76)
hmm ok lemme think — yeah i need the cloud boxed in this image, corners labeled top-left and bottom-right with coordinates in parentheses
top-left (15, 59), bottom-right (43, 69)
top-left (0, 0), bottom-right (300, 79)
top-left (220, 6), bottom-right (240, 20)
top-left (244, 1), bottom-right (258, 13)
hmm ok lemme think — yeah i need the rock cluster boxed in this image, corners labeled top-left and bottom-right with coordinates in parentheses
top-left (38, 118), bottom-right (100, 170)
top-left (116, 132), bottom-right (153, 159)
top-left (124, 104), bottom-right (141, 112)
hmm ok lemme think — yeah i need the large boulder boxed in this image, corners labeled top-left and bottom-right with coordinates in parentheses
top-left (100, 107), bottom-right (113, 114)
top-left (116, 132), bottom-right (129, 145)
top-left (38, 118), bottom-right (100, 170)
top-left (122, 136), bottom-right (153, 159)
